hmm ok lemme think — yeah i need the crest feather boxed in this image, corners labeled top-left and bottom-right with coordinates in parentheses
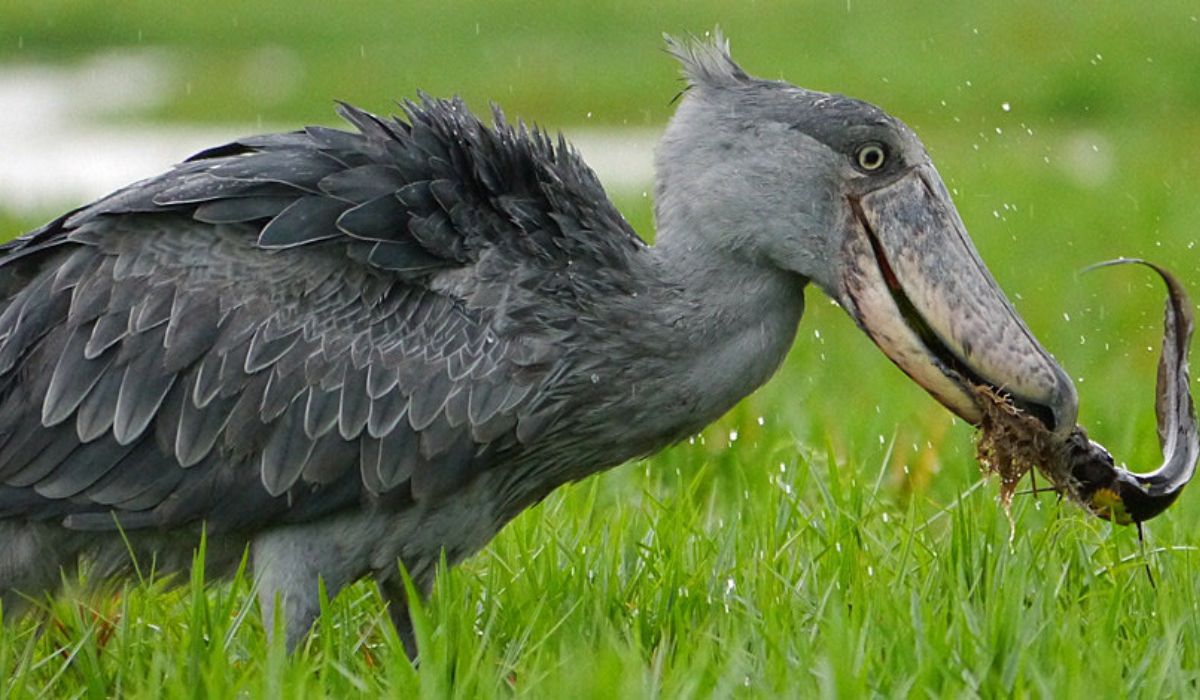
top-left (663, 28), bottom-right (750, 90)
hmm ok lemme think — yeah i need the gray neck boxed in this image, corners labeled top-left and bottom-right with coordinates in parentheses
top-left (508, 218), bottom-right (809, 510)
top-left (620, 235), bottom-right (807, 444)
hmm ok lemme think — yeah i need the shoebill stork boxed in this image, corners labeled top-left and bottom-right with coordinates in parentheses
top-left (0, 33), bottom-right (1189, 654)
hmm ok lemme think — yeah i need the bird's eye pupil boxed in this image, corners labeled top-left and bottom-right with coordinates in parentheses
top-left (856, 144), bottom-right (886, 171)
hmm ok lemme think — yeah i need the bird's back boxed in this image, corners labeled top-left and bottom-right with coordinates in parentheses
top-left (0, 97), bottom-right (650, 611)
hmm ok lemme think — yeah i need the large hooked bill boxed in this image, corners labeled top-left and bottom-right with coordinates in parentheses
top-left (975, 259), bottom-right (1199, 524)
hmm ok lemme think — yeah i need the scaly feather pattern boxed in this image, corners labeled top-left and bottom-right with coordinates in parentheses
top-left (0, 96), bottom-right (648, 532)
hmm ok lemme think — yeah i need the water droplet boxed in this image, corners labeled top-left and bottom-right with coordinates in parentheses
top-left (1001, 101), bottom-right (1011, 112)
top-left (590, 373), bottom-right (599, 383)
top-left (729, 430), bottom-right (738, 442)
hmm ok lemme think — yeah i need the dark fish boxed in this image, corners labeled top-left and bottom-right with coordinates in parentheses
top-left (976, 259), bottom-right (1198, 524)
top-left (1065, 259), bottom-right (1198, 523)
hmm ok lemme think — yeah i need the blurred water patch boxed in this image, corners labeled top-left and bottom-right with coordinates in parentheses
top-left (0, 49), bottom-right (657, 218)
top-left (0, 49), bottom-right (246, 215)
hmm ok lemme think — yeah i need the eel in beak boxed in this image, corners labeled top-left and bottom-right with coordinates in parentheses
top-left (976, 260), bottom-right (1198, 524)
top-left (837, 163), bottom-right (1198, 523)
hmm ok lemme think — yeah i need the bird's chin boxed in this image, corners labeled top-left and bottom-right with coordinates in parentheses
top-left (834, 164), bottom-right (1077, 433)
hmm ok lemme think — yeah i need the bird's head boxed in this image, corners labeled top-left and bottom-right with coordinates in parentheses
top-left (654, 31), bottom-right (1077, 435)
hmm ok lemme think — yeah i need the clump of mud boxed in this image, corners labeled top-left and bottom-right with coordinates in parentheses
top-left (973, 385), bottom-right (1066, 508)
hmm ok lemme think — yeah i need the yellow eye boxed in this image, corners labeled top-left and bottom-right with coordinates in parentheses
top-left (855, 143), bottom-right (887, 172)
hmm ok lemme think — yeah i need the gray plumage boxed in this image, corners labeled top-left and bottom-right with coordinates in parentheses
top-left (0, 32), bottom-right (1079, 656)
top-left (0, 62), bottom-right (658, 650)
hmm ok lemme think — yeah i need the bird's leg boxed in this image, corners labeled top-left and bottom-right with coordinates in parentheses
top-left (254, 581), bottom-right (320, 652)
top-left (0, 521), bottom-right (77, 617)
top-left (252, 557), bottom-right (322, 651)
top-left (251, 527), bottom-right (357, 652)
top-left (378, 574), bottom-right (421, 661)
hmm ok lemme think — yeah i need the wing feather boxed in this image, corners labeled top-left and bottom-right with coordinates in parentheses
top-left (337, 364), bottom-right (371, 440)
top-left (260, 403), bottom-right (317, 496)
top-left (376, 428), bottom-right (425, 492)
top-left (260, 365), bottom-right (308, 422)
top-left (193, 196), bottom-right (293, 224)
top-left (3, 424), bottom-right (80, 487)
top-left (0, 92), bottom-right (647, 531)
top-left (258, 196), bottom-right (347, 248)
top-left (367, 389), bottom-right (408, 439)
top-left (76, 369), bottom-right (124, 442)
top-left (33, 437), bottom-right (138, 499)
top-left (176, 386), bottom-right (237, 467)
top-left (85, 310), bottom-right (131, 359)
top-left (163, 291), bottom-right (220, 372)
top-left (244, 324), bottom-right (301, 374)
top-left (302, 386), bottom-right (341, 440)
top-left (112, 341), bottom-right (177, 446)
top-left (43, 323), bottom-right (116, 427)
top-left (301, 430), bottom-right (359, 484)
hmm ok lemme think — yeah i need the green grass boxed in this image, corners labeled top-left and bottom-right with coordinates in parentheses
top-left (4, 1), bottom-right (1200, 696)
top-left (4, 419), bottom-right (1199, 697)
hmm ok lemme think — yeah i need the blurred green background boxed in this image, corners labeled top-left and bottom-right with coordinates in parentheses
top-left (3, 1), bottom-right (1198, 128)
top-left (3, 2), bottom-right (1200, 695)
top-left (2, 0), bottom-right (1198, 523)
